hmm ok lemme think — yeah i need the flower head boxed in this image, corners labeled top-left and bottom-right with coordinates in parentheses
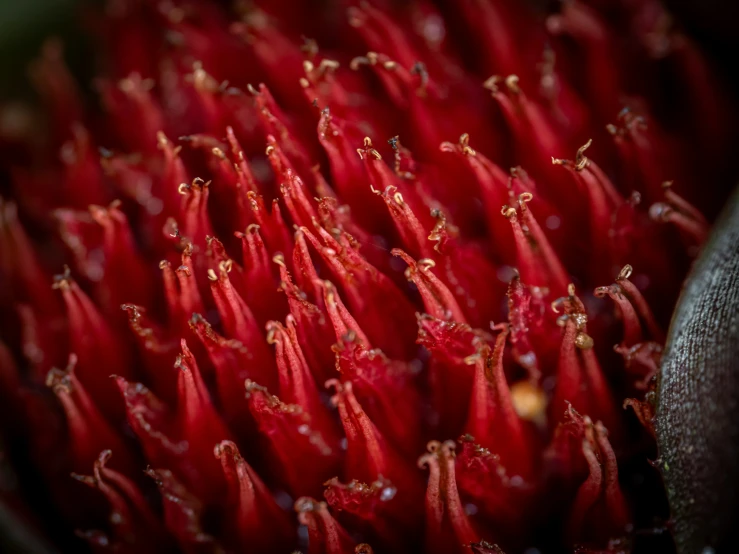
top-left (0, 1), bottom-right (736, 553)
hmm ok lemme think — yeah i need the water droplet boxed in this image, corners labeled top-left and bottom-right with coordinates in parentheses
top-left (545, 215), bottom-right (561, 229)
top-left (380, 486), bottom-right (397, 501)
top-left (464, 503), bottom-right (478, 515)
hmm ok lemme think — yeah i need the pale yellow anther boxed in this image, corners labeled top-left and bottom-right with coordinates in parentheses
top-left (574, 139), bottom-right (592, 171)
top-left (272, 253), bottom-right (286, 267)
top-left (505, 74), bottom-right (520, 93)
top-left (266, 325), bottom-right (278, 345)
top-left (318, 59), bottom-right (339, 73)
top-left (483, 75), bottom-right (502, 92)
top-left (618, 264), bottom-right (633, 280)
top-left (207, 269), bottom-right (218, 281)
top-left (511, 381), bottom-right (547, 424)
top-left (575, 332), bottom-right (594, 350)
top-left (219, 259), bottom-right (233, 274)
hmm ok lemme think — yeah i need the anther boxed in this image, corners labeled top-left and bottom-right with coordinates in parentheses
top-left (575, 332), bottom-right (594, 350)
top-left (617, 264), bottom-right (633, 280)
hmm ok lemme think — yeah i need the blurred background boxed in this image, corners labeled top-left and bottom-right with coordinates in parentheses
top-left (1, 0), bottom-right (738, 99)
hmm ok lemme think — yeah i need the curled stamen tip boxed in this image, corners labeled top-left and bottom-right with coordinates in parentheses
top-left (213, 440), bottom-right (238, 459)
top-left (505, 74), bottom-right (520, 93)
top-left (52, 265), bottom-right (73, 290)
top-left (265, 145), bottom-right (275, 156)
top-left (325, 378), bottom-right (347, 398)
top-left (593, 286), bottom-right (609, 298)
top-left (244, 379), bottom-right (268, 395)
top-left (349, 56), bottom-right (366, 70)
top-left (265, 324), bottom-right (279, 345)
top-left (483, 75), bottom-right (501, 92)
top-left (551, 156), bottom-right (566, 166)
top-left (462, 350), bottom-right (481, 365)
top-left (426, 440), bottom-right (442, 453)
top-left (158, 260), bottom-right (170, 269)
top-left (501, 205), bottom-right (516, 218)
top-left (575, 332), bottom-right (594, 350)
top-left (272, 253), bottom-right (286, 267)
top-left (618, 264), bottom-right (633, 280)
top-left (295, 496), bottom-right (325, 514)
top-left (518, 192), bottom-right (533, 204)
top-left (207, 269), bottom-right (218, 281)
top-left (320, 59), bottom-right (340, 73)
top-left (177, 183), bottom-right (189, 195)
top-left (574, 139), bottom-right (593, 171)
top-left (218, 259), bottom-right (233, 274)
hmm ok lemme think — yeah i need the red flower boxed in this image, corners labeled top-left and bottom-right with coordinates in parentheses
top-left (0, 1), bottom-right (735, 553)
